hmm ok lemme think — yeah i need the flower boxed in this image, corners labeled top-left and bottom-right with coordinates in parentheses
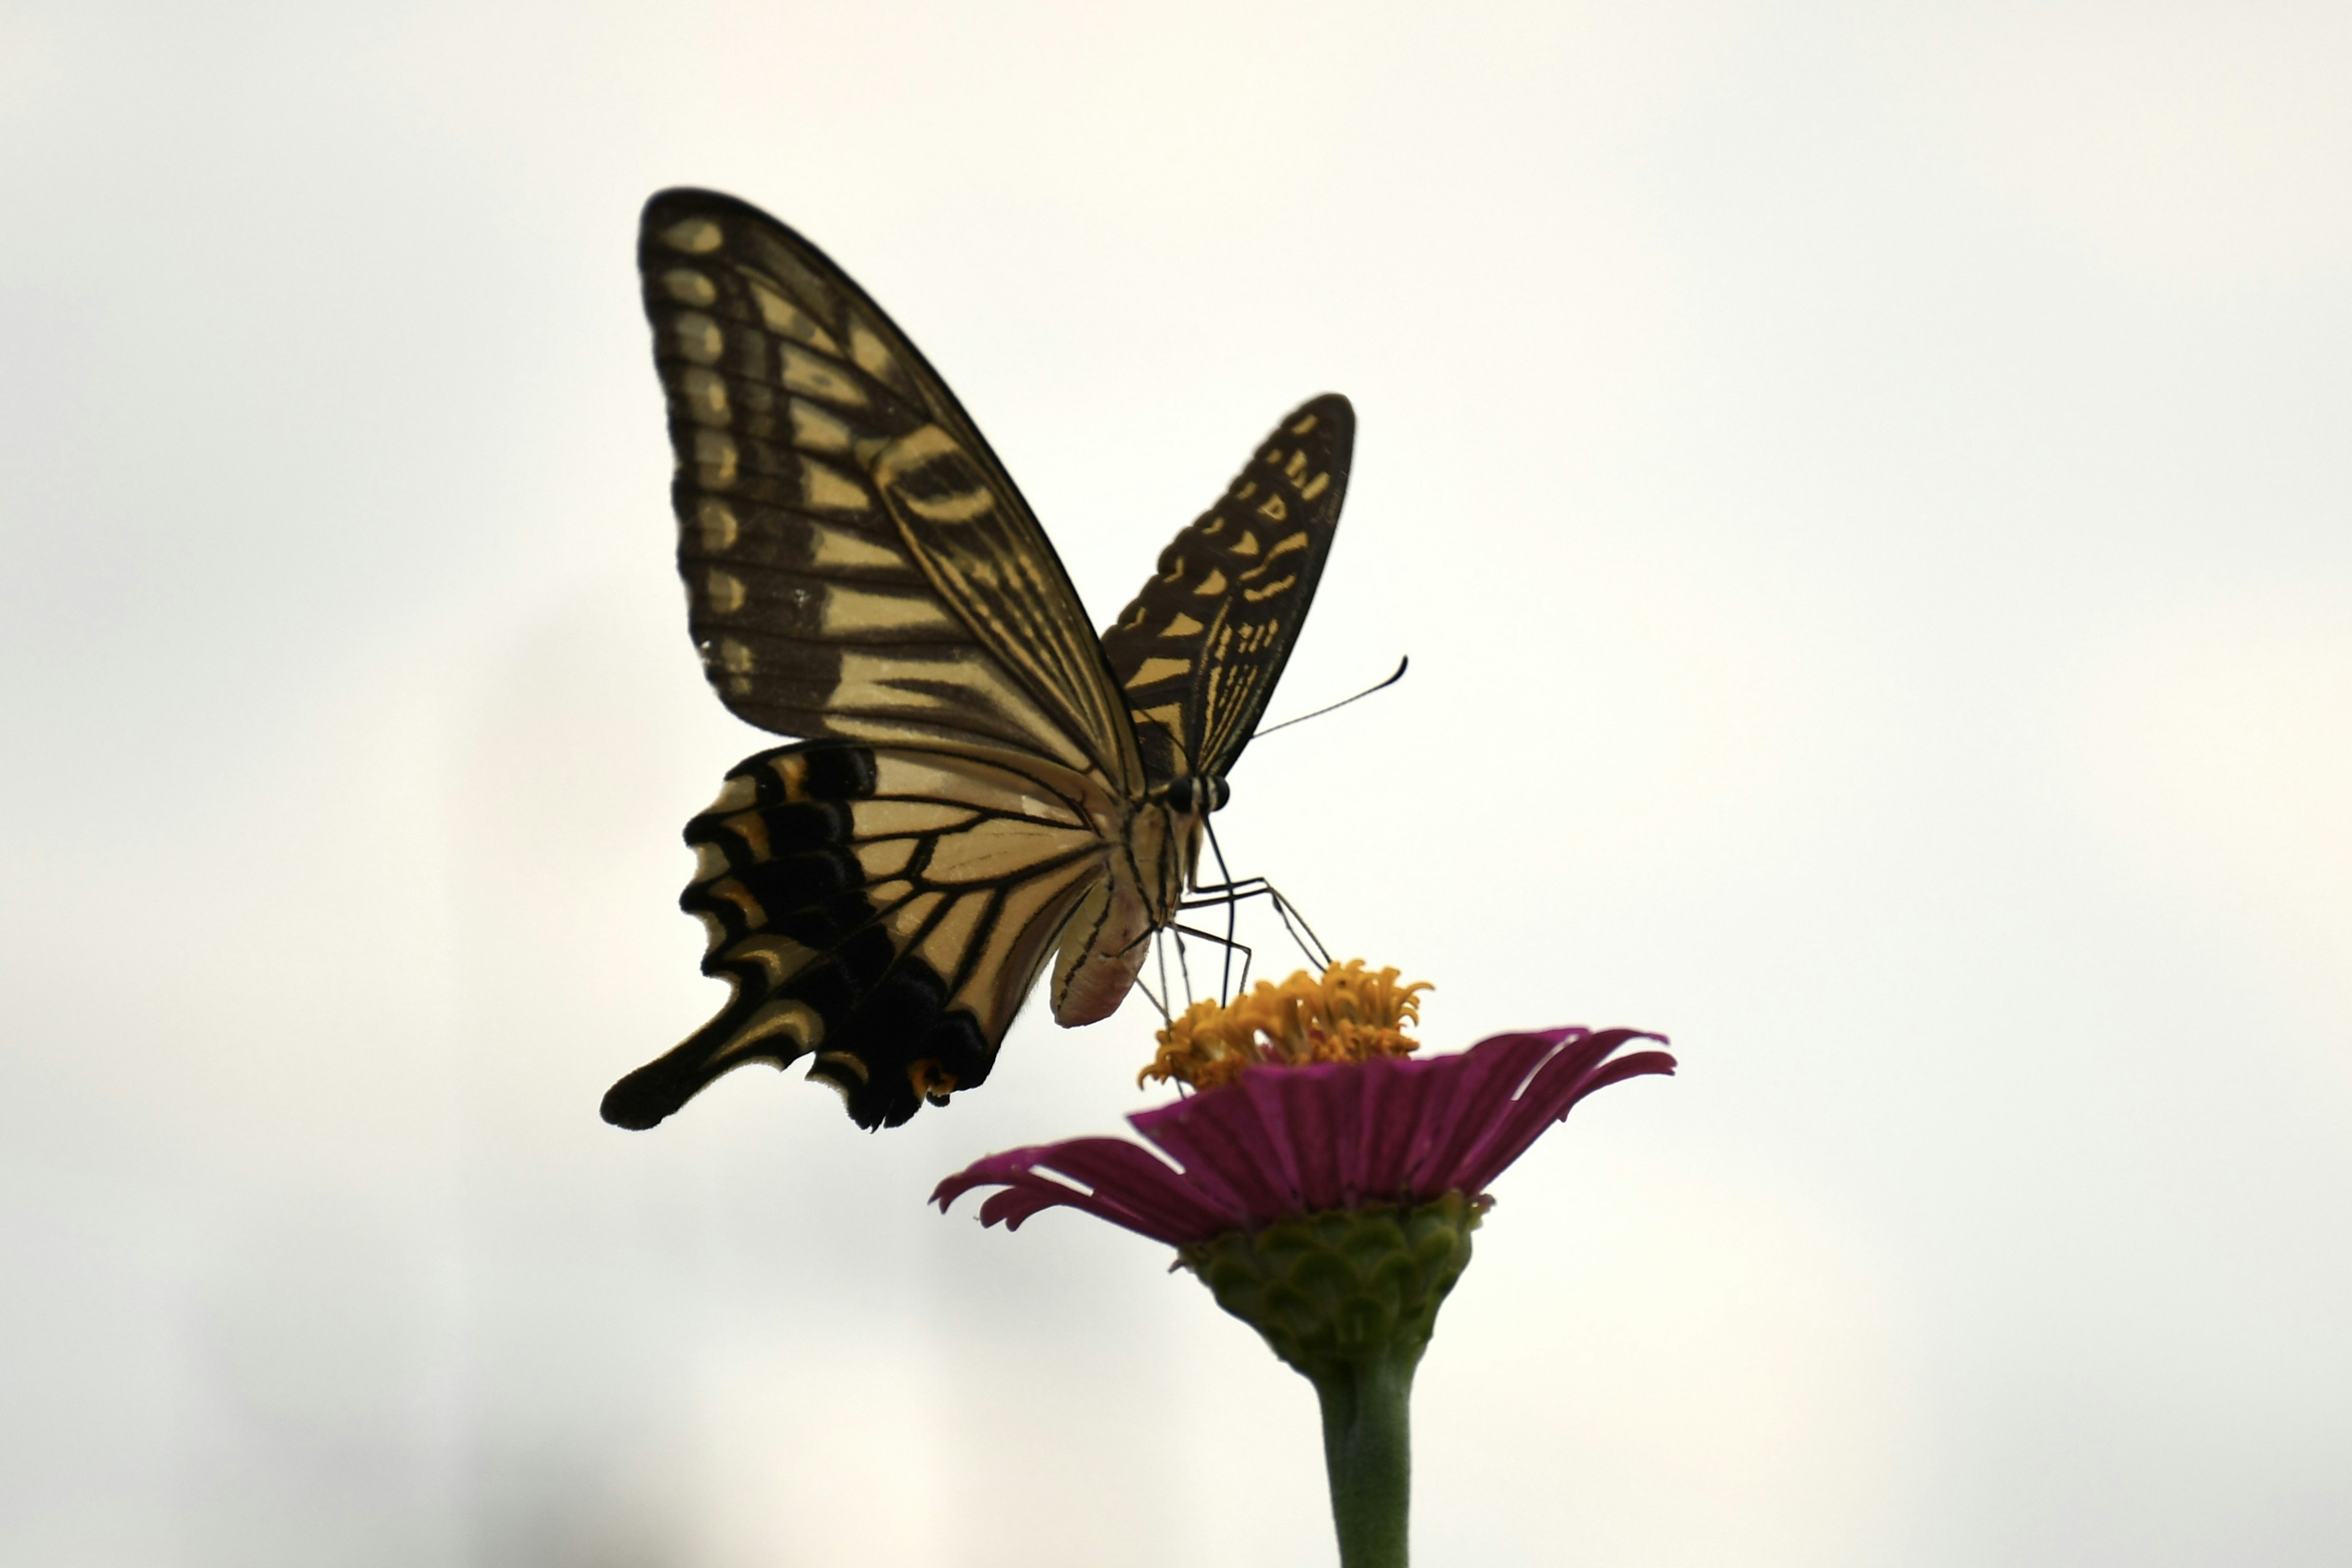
top-left (932, 963), bottom-right (1673, 1568)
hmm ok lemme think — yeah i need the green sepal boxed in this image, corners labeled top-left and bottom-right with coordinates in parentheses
top-left (1176, 1190), bottom-right (1485, 1379)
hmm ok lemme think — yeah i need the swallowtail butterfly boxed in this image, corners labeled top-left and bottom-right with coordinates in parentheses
top-left (602, 189), bottom-right (1352, 1131)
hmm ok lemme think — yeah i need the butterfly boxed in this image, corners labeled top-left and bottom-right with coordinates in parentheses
top-left (601, 189), bottom-right (1353, 1132)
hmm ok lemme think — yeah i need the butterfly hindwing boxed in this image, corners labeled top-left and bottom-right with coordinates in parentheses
top-left (1099, 394), bottom-right (1354, 782)
top-left (640, 188), bottom-right (1140, 791)
top-left (601, 738), bottom-right (1117, 1131)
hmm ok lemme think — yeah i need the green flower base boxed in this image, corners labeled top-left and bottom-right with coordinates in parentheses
top-left (1177, 1193), bottom-right (1486, 1568)
top-left (1178, 1191), bottom-right (1485, 1380)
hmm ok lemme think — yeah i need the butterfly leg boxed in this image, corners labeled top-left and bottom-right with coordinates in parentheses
top-left (1177, 881), bottom-right (1256, 1001)
top-left (1191, 816), bottom-right (1253, 1001)
top-left (1178, 818), bottom-right (1341, 1000)
top-left (1167, 922), bottom-right (1256, 1003)
top-left (1128, 918), bottom-right (1254, 1011)
top-left (1128, 920), bottom-right (1228, 1016)
top-left (1178, 880), bottom-right (1335, 974)
top-left (1174, 921), bottom-right (1199, 1006)
top-left (1265, 885), bottom-right (1335, 972)
top-left (1131, 920), bottom-right (1193, 1028)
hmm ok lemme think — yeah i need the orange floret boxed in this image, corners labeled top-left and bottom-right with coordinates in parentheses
top-left (1140, 960), bottom-right (1430, 1092)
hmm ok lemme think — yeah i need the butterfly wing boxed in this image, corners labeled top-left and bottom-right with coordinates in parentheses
top-left (640, 188), bottom-right (1142, 790)
top-left (1099, 395), bottom-right (1355, 783)
top-left (601, 739), bottom-right (1113, 1131)
top-left (616, 189), bottom-right (1155, 1129)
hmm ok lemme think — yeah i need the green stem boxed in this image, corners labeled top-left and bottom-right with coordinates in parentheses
top-left (1312, 1344), bottom-right (1420, 1568)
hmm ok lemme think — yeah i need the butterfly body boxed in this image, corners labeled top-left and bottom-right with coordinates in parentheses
top-left (603, 189), bottom-right (1351, 1131)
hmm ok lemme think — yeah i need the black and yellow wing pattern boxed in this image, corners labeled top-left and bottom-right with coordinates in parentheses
top-left (1099, 397), bottom-right (1352, 785)
top-left (603, 188), bottom-right (1353, 1131)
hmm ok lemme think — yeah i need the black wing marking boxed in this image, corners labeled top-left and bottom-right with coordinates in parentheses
top-left (601, 739), bottom-right (1114, 1131)
top-left (1099, 394), bottom-right (1354, 783)
top-left (640, 188), bottom-right (1142, 793)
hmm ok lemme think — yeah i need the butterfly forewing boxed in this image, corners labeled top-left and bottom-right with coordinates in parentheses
top-left (1100, 394), bottom-right (1354, 783)
top-left (640, 189), bottom-right (1140, 791)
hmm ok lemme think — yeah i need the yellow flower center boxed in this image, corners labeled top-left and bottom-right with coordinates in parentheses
top-left (1140, 960), bottom-right (1431, 1092)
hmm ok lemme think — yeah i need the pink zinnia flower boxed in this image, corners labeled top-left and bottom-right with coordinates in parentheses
top-left (934, 963), bottom-right (1672, 1568)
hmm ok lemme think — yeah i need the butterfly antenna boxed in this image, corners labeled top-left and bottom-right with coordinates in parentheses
top-left (1251, 655), bottom-right (1409, 741)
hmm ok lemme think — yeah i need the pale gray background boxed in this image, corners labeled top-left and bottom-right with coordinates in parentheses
top-left (4, 3), bottom-right (2350, 1564)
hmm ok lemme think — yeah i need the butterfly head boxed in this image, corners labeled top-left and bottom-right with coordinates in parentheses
top-left (1145, 774), bottom-right (1227, 899)
top-left (1153, 775), bottom-right (1230, 817)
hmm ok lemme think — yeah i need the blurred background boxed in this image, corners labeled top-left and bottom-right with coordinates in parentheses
top-left (4, 2), bottom-right (2350, 1564)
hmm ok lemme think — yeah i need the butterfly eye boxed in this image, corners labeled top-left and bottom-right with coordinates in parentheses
top-left (1155, 777), bottom-right (1231, 815)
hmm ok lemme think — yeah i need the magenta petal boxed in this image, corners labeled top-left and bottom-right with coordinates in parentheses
top-left (1118, 1097), bottom-right (1257, 1219)
top-left (1135, 1091), bottom-right (1295, 1228)
top-left (1244, 1067), bottom-right (1345, 1212)
top-left (1401, 1034), bottom-right (1571, 1194)
top-left (1419, 1035), bottom-right (1553, 1184)
top-left (1278, 1064), bottom-right (1360, 1212)
top-left (974, 1183), bottom-right (1084, 1231)
top-left (1236, 1070), bottom-right (1311, 1212)
top-left (1436, 1030), bottom-right (1643, 1190)
top-left (1573, 1049), bottom-right (1681, 1106)
top-left (1353, 1055), bottom-right (1425, 1198)
top-left (929, 1141), bottom-right (1060, 1210)
top-left (938, 1023), bottom-right (1673, 1245)
top-left (933, 1137), bottom-right (1239, 1244)
top-left (1450, 1035), bottom-right (1673, 1193)
top-left (1025, 1139), bottom-right (1245, 1240)
top-left (1452, 1039), bottom-right (1629, 1186)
